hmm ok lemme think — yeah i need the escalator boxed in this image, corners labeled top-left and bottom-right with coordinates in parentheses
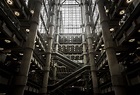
top-left (52, 52), bottom-right (82, 70)
top-left (48, 65), bottom-right (90, 93)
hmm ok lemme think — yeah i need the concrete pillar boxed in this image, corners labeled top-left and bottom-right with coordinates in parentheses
top-left (96, 0), bottom-right (126, 95)
top-left (54, 0), bottom-right (60, 52)
top-left (84, 1), bottom-right (99, 95)
top-left (10, 0), bottom-right (43, 95)
top-left (82, 35), bottom-right (87, 65)
top-left (40, 2), bottom-right (55, 95)
top-left (81, 2), bottom-right (87, 65)
top-left (55, 11), bottom-right (60, 52)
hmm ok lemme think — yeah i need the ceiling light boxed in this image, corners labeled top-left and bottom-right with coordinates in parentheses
top-left (36, 45), bottom-right (39, 47)
top-left (119, 10), bottom-right (125, 15)
top-left (129, 53), bottom-right (134, 55)
top-left (72, 86), bottom-right (74, 87)
top-left (96, 54), bottom-right (98, 57)
top-left (18, 61), bottom-right (21, 64)
top-left (119, 21), bottom-right (124, 26)
top-left (99, 48), bottom-right (102, 50)
top-left (30, 10), bottom-right (34, 14)
top-left (7, 53), bottom-right (11, 56)
top-left (14, 11), bottom-right (20, 16)
top-left (109, 28), bottom-right (115, 32)
top-left (31, 70), bottom-right (35, 72)
top-left (45, 41), bottom-right (47, 43)
top-left (5, 39), bottom-right (11, 43)
top-left (116, 53), bottom-right (121, 55)
top-left (101, 44), bottom-right (104, 47)
top-left (105, 64), bottom-right (108, 66)
top-left (136, 47), bottom-right (140, 50)
top-left (128, 38), bottom-right (135, 42)
top-left (13, 58), bottom-right (17, 60)
top-left (126, 0), bottom-right (133, 3)
top-left (0, 48), bottom-right (4, 50)
top-left (106, 9), bottom-right (109, 13)
top-left (19, 53), bottom-right (23, 56)
top-left (138, 29), bottom-right (140, 33)
top-left (7, 0), bottom-right (13, 5)
top-left (26, 29), bottom-right (30, 33)
top-left (39, 49), bottom-right (41, 51)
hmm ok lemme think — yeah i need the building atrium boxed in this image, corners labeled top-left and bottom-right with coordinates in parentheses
top-left (0, 0), bottom-right (140, 95)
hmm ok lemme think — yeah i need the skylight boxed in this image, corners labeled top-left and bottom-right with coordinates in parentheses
top-left (60, 0), bottom-right (82, 33)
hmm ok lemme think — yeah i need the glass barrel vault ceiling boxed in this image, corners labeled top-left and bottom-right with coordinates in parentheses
top-left (60, 0), bottom-right (82, 33)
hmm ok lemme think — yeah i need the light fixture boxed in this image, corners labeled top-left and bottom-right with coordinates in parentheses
top-left (126, 0), bottom-right (133, 3)
top-left (128, 38), bottom-right (135, 42)
top-left (116, 53), bottom-right (121, 55)
top-left (26, 29), bottom-right (30, 33)
top-left (109, 28), bottom-right (115, 32)
top-left (14, 11), bottom-right (20, 16)
top-left (7, 0), bottom-right (13, 5)
top-left (19, 53), bottom-right (23, 56)
top-left (105, 64), bottom-right (108, 66)
top-left (106, 9), bottom-right (109, 13)
top-left (45, 41), bottom-right (47, 43)
top-left (39, 49), bottom-right (41, 51)
top-left (119, 9), bottom-right (125, 15)
top-left (96, 54), bottom-right (98, 57)
top-left (36, 45), bottom-right (39, 47)
top-left (13, 58), bottom-right (17, 60)
top-left (129, 53), bottom-right (134, 55)
top-left (18, 61), bottom-right (21, 64)
top-left (99, 48), bottom-right (102, 51)
top-left (138, 29), bottom-right (140, 33)
top-left (0, 48), bottom-right (4, 50)
top-left (7, 53), bottom-right (11, 56)
top-left (31, 70), bottom-right (35, 72)
top-left (101, 44), bottom-right (104, 47)
top-left (5, 39), bottom-right (11, 43)
top-left (72, 86), bottom-right (74, 87)
top-left (30, 10), bottom-right (34, 14)
top-left (119, 21), bottom-right (125, 26)
top-left (137, 47), bottom-right (140, 50)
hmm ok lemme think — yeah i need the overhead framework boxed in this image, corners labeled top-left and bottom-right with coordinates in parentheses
top-left (0, 0), bottom-right (140, 95)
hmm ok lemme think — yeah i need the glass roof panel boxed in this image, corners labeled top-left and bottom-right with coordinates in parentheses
top-left (60, 0), bottom-right (82, 33)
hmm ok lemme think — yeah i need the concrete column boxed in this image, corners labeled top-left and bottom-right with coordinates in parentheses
top-left (10, 0), bottom-right (43, 95)
top-left (82, 36), bottom-right (87, 65)
top-left (81, 2), bottom-right (87, 65)
top-left (55, 11), bottom-right (60, 52)
top-left (40, 2), bottom-right (55, 95)
top-left (96, 0), bottom-right (126, 95)
top-left (84, 1), bottom-right (99, 95)
top-left (54, 0), bottom-right (60, 52)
